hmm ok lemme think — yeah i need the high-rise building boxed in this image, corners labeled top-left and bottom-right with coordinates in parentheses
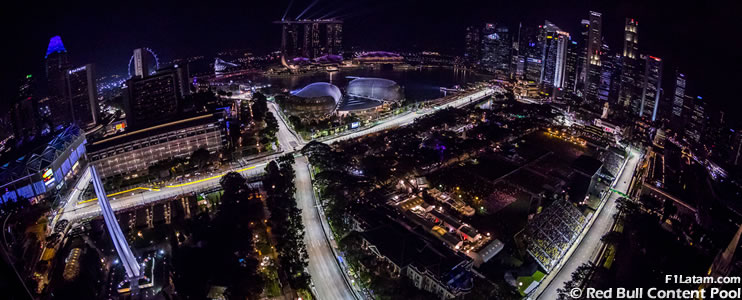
top-left (133, 48), bottom-right (150, 78)
top-left (576, 19), bottom-right (590, 89)
top-left (564, 40), bottom-right (579, 93)
top-left (45, 36), bottom-right (72, 127)
top-left (123, 65), bottom-right (190, 128)
top-left (66, 64), bottom-right (99, 128)
top-left (540, 21), bottom-right (570, 89)
top-left (520, 25), bottom-right (543, 82)
top-left (671, 71), bottom-right (686, 131)
top-left (685, 96), bottom-right (706, 145)
top-left (584, 11), bottom-right (603, 102)
top-left (9, 75), bottom-right (40, 140)
top-left (481, 24), bottom-right (512, 79)
top-left (598, 53), bottom-right (619, 103)
top-left (618, 18), bottom-right (641, 109)
top-left (464, 25), bottom-right (481, 65)
top-left (623, 19), bottom-right (639, 59)
top-left (638, 55), bottom-right (663, 121)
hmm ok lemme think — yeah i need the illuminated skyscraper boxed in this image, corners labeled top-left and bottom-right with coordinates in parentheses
top-left (623, 18), bottom-right (639, 59)
top-left (540, 21), bottom-right (569, 89)
top-left (638, 55), bottom-right (663, 121)
top-left (584, 11), bottom-right (602, 102)
top-left (618, 18), bottom-right (641, 108)
top-left (671, 71), bottom-right (686, 131)
top-left (564, 40), bottom-right (579, 93)
top-left (66, 64), bottom-right (99, 128)
top-left (45, 36), bottom-right (73, 127)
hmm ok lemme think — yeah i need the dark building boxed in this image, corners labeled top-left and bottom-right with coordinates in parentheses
top-left (8, 74), bottom-right (40, 140)
top-left (44, 36), bottom-right (72, 128)
top-left (481, 23), bottom-right (512, 79)
top-left (276, 19), bottom-right (343, 59)
top-left (583, 11), bottom-right (603, 102)
top-left (123, 65), bottom-right (190, 128)
top-left (464, 25), bottom-right (481, 65)
top-left (568, 154), bottom-right (603, 203)
top-left (519, 25), bottom-right (544, 82)
top-left (66, 64), bottom-right (99, 129)
top-left (684, 96), bottom-right (707, 145)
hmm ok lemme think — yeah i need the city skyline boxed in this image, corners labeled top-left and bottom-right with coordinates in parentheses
top-left (3, 0), bottom-right (738, 115)
top-left (2, 2), bottom-right (742, 300)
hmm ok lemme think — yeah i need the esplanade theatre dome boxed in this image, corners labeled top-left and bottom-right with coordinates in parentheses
top-left (281, 82), bottom-right (342, 120)
top-left (346, 77), bottom-right (403, 102)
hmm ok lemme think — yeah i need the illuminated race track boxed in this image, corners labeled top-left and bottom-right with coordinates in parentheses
top-left (56, 87), bottom-right (495, 300)
top-left (535, 148), bottom-right (642, 299)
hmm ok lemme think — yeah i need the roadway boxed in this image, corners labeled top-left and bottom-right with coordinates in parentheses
top-left (55, 87), bottom-right (495, 300)
top-left (536, 148), bottom-right (642, 299)
top-left (295, 157), bottom-right (359, 299)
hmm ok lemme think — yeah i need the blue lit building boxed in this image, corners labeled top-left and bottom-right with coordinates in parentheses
top-left (0, 125), bottom-right (87, 203)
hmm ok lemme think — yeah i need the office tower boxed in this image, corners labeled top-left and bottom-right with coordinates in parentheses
top-left (598, 53), bottom-right (617, 103)
top-left (540, 21), bottom-right (570, 89)
top-left (638, 55), bottom-right (662, 121)
top-left (45, 36), bottom-right (72, 127)
top-left (576, 19), bottom-right (590, 88)
top-left (520, 25), bottom-right (543, 82)
top-left (685, 96), bottom-right (706, 144)
top-left (481, 24), bottom-right (512, 79)
top-left (66, 64), bottom-right (99, 128)
top-left (618, 18), bottom-right (641, 110)
top-left (671, 71), bottom-right (686, 131)
top-left (564, 39), bottom-right (578, 93)
top-left (623, 19), bottom-right (639, 59)
top-left (123, 65), bottom-right (190, 128)
top-left (464, 25), bottom-right (481, 64)
top-left (584, 11), bottom-right (602, 102)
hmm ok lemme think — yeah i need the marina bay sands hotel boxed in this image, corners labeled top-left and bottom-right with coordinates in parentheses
top-left (274, 19), bottom-right (343, 59)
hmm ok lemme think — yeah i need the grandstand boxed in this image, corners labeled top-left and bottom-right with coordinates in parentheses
top-left (516, 200), bottom-right (591, 272)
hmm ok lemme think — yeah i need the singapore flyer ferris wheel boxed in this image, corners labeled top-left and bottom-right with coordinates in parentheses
top-left (127, 47), bottom-right (160, 78)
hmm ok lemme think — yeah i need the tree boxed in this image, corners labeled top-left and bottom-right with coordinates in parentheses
top-left (601, 231), bottom-right (622, 246)
top-left (252, 92), bottom-right (269, 121)
top-left (190, 148), bottom-right (211, 170)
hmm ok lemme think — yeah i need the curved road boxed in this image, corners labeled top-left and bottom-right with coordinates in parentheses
top-left (57, 88), bottom-right (495, 300)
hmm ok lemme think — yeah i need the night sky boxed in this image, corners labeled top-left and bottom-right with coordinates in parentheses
top-left (3, 0), bottom-right (740, 116)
